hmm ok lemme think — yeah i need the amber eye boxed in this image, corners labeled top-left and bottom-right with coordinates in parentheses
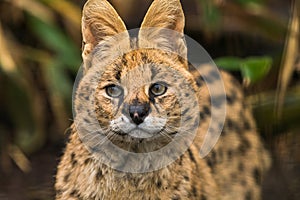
top-left (105, 84), bottom-right (123, 98)
top-left (150, 83), bottom-right (167, 96)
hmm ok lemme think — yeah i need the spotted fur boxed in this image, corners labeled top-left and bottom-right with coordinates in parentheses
top-left (55, 0), bottom-right (271, 199)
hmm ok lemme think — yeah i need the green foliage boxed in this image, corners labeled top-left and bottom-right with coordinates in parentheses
top-left (215, 56), bottom-right (272, 84)
top-left (0, 0), bottom-right (81, 155)
top-left (28, 15), bottom-right (81, 71)
top-left (28, 14), bottom-right (80, 104)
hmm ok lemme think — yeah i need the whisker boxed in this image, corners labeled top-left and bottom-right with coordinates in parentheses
top-left (89, 131), bottom-right (115, 147)
top-left (158, 132), bottom-right (173, 142)
top-left (162, 126), bottom-right (196, 141)
top-left (162, 127), bottom-right (186, 134)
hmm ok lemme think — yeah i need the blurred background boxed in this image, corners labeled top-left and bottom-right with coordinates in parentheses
top-left (0, 0), bottom-right (299, 199)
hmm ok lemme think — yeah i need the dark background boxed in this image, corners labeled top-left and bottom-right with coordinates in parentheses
top-left (0, 0), bottom-right (299, 199)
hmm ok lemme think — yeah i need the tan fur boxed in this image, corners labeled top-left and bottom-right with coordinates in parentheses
top-left (55, 0), bottom-right (271, 199)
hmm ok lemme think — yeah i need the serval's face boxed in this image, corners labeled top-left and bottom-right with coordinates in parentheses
top-left (92, 49), bottom-right (199, 145)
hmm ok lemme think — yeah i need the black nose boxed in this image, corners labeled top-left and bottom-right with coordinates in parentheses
top-left (129, 103), bottom-right (150, 125)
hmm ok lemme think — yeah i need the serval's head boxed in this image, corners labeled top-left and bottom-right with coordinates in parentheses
top-left (74, 0), bottom-right (201, 156)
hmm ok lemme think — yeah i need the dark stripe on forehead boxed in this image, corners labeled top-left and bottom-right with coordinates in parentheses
top-left (148, 58), bottom-right (171, 80)
top-left (150, 64), bottom-right (159, 80)
top-left (113, 61), bottom-right (123, 80)
top-left (121, 54), bottom-right (128, 67)
top-left (140, 52), bottom-right (150, 63)
top-left (114, 68), bottom-right (121, 80)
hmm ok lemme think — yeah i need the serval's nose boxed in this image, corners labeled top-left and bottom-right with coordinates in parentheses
top-left (128, 103), bottom-right (150, 125)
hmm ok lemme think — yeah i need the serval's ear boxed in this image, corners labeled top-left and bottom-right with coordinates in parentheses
top-left (139, 0), bottom-right (187, 61)
top-left (82, 0), bottom-right (130, 72)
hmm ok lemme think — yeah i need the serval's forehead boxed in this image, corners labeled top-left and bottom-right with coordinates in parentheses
top-left (108, 49), bottom-right (188, 81)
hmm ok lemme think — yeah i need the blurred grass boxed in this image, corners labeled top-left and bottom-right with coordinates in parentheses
top-left (0, 0), bottom-right (82, 165)
top-left (275, 0), bottom-right (299, 117)
top-left (0, 0), bottom-right (299, 195)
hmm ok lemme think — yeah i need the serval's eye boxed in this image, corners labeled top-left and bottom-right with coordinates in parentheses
top-left (105, 84), bottom-right (123, 98)
top-left (150, 83), bottom-right (167, 97)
